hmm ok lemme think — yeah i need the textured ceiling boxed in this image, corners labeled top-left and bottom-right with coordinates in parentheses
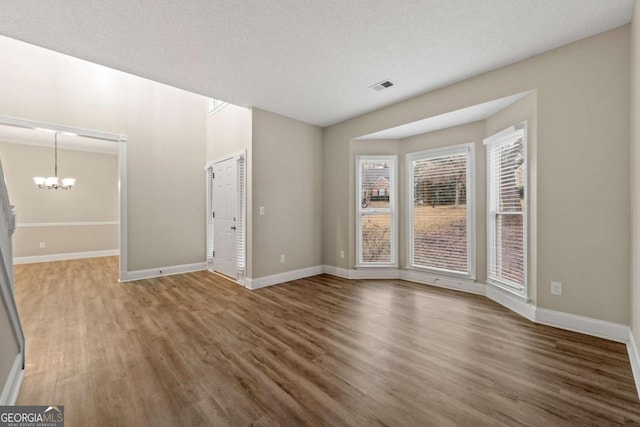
top-left (0, 1), bottom-right (634, 126)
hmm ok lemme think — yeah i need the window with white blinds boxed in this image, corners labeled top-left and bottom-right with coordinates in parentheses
top-left (485, 123), bottom-right (527, 295)
top-left (356, 155), bottom-right (397, 266)
top-left (407, 143), bottom-right (474, 276)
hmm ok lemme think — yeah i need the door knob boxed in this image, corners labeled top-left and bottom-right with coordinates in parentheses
top-left (231, 226), bottom-right (236, 230)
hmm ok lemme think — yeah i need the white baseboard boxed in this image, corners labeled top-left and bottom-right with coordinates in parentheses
top-left (627, 332), bottom-right (640, 400)
top-left (120, 262), bottom-right (206, 282)
top-left (0, 353), bottom-right (24, 405)
top-left (349, 267), bottom-right (400, 279)
top-left (485, 283), bottom-right (536, 322)
top-left (321, 265), bottom-right (401, 280)
top-left (14, 249), bottom-right (119, 265)
top-left (322, 265), bottom-right (351, 279)
top-left (484, 283), bottom-right (629, 343)
top-left (248, 262), bottom-right (640, 397)
top-left (400, 269), bottom-right (485, 295)
top-left (246, 265), bottom-right (324, 290)
top-left (322, 265), bottom-right (484, 295)
top-left (322, 265), bottom-right (630, 344)
top-left (536, 307), bottom-right (630, 343)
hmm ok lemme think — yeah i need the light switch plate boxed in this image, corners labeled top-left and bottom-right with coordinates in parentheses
top-left (551, 281), bottom-right (563, 296)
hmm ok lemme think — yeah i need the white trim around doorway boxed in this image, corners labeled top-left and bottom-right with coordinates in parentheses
top-left (0, 114), bottom-right (128, 280)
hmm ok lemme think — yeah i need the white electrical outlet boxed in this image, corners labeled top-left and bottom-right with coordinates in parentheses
top-left (39, 242), bottom-right (45, 249)
top-left (340, 250), bottom-right (345, 259)
top-left (280, 254), bottom-right (285, 264)
top-left (260, 206), bottom-right (265, 215)
top-left (551, 281), bottom-right (563, 296)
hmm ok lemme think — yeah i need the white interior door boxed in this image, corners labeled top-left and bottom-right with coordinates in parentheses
top-left (212, 158), bottom-right (237, 278)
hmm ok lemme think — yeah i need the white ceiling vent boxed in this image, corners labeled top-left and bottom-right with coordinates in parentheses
top-left (369, 80), bottom-right (394, 92)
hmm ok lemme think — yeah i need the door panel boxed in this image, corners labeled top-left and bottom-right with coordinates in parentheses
top-left (212, 158), bottom-right (237, 278)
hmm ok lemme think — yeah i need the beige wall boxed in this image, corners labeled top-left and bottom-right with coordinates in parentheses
top-left (14, 226), bottom-right (118, 258)
top-left (206, 103), bottom-right (253, 276)
top-left (0, 37), bottom-right (207, 271)
top-left (324, 26), bottom-right (630, 324)
top-left (252, 108), bottom-right (323, 278)
top-left (631, 1), bottom-right (640, 345)
top-left (206, 104), bottom-right (252, 160)
top-left (0, 142), bottom-right (119, 258)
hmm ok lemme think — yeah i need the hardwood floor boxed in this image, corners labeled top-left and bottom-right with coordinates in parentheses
top-left (13, 257), bottom-right (640, 426)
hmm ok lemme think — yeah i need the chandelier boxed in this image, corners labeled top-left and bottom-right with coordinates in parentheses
top-left (33, 132), bottom-right (76, 190)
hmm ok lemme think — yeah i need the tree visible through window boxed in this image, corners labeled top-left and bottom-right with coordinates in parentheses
top-left (407, 144), bottom-right (473, 275)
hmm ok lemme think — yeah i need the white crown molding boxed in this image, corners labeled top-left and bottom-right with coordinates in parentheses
top-left (120, 262), bottom-right (206, 282)
top-left (14, 249), bottom-right (119, 265)
top-left (0, 354), bottom-right (24, 405)
top-left (16, 221), bottom-right (119, 228)
top-left (245, 265), bottom-right (324, 290)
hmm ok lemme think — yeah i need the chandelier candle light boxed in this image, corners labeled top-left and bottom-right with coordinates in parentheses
top-left (33, 132), bottom-right (76, 190)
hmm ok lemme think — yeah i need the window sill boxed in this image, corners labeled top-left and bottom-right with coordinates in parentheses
top-left (405, 265), bottom-right (474, 281)
top-left (486, 279), bottom-right (528, 301)
top-left (354, 264), bottom-right (398, 269)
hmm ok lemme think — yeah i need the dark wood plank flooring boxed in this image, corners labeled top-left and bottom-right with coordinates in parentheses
top-left (13, 257), bottom-right (640, 426)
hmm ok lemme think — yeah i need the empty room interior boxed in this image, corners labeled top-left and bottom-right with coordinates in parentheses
top-left (3, 0), bottom-right (640, 425)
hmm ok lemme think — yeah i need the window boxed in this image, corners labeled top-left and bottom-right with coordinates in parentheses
top-left (356, 156), bottom-right (397, 266)
top-left (407, 143), bottom-right (475, 277)
top-left (208, 98), bottom-right (228, 115)
top-left (485, 123), bottom-right (527, 296)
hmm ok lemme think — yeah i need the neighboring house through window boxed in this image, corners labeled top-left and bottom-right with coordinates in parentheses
top-left (356, 155), bottom-right (397, 266)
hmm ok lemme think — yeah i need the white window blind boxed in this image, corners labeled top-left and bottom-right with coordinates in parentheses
top-left (356, 156), bottom-right (397, 266)
top-left (206, 166), bottom-right (214, 265)
top-left (485, 124), bottom-right (527, 294)
top-left (236, 155), bottom-right (245, 275)
top-left (408, 144), bottom-right (474, 276)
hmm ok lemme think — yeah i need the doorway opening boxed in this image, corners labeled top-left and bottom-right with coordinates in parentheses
top-left (0, 114), bottom-right (127, 280)
top-left (206, 151), bottom-right (246, 285)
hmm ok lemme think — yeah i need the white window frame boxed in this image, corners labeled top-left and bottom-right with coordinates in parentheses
top-left (484, 122), bottom-right (528, 298)
top-left (208, 98), bottom-right (228, 115)
top-left (356, 155), bottom-right (398, 267)
top-left (406, 142), bottom-right (475, 279)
